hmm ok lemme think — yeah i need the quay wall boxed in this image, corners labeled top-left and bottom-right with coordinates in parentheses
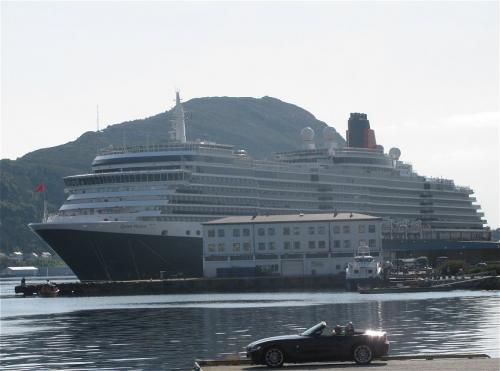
top-left (15, 275), bottom-right (499, 297)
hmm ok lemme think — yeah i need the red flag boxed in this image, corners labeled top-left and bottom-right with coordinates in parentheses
top-left (35, 182), bottom-right (45, 193)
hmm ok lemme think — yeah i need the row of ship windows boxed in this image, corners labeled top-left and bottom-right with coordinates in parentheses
top-left (207, 239), bottom-right (377, 252)
top-left (207, 224), bottom-right (377, 238)
top-left (68, 185), bottom-right (171, 194)
top-left (65, 172), bottom-right (186, 187)
top-left (58, 206), bottom-right (161, 216)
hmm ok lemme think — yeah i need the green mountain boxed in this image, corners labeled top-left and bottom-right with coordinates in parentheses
top-left (0, 96), bottom-right (345, 254)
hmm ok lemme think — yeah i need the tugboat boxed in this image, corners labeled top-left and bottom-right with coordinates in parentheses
top-left (345, 243), bottom-right (383, 291)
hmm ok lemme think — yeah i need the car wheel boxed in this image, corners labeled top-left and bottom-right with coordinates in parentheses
top-left (353, 344), bottom-right (373, 365)
top-left (263, 347), bottom-right (285, 368)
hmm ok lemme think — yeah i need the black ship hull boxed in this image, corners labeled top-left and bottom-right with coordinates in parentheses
top-left (33, 228), bottom-right (203, 281)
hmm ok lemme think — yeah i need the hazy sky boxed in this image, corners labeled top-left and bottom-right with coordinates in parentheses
top-left (1, 1), bottom-right (499, 227)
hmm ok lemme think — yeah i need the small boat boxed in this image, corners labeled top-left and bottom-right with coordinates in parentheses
top-left (346, 243), bottom-right (383, 290)
top-left (37, 283), bottom-right (60, 297)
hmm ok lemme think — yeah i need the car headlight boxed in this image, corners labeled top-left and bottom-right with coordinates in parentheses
top-left (247, 345), bottom-right (261, 352)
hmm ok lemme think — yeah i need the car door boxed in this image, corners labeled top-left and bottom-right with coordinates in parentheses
top-left (296, 334), bottom-right (344, 362)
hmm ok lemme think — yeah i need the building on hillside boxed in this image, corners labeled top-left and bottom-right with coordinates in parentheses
top-left (202, 212), bottom-right (382, 278)
top-left (9, 251), bottom-right (23, 262)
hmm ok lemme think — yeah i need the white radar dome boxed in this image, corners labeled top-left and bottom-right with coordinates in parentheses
top-left (322, 126), bottom-right (337, 141)
top-left (300, 127), bottom-right (315, 141)
top-left (389, 147), bottom-right (401, 160)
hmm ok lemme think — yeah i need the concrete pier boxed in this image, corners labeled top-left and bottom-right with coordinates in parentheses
top-left (197, 354), bottom-right (498, 371)
top-left (14, 275), bottom-right (346, 296)
top-left (15, 274), bottom-right (499, 297)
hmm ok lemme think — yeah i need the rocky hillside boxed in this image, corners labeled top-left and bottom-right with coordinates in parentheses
top-left (0, 96), bottom-right (345, 253)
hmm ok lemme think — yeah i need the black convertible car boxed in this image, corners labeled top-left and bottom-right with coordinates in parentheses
top-left (246, 321), bottom-right (389, 367)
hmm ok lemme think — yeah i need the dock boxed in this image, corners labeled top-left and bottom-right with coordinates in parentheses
top-left (196, 354), bottom-right (497, 371)
top-left (359, 275), bottom-right (499, 294)
top-left (14, 275), bottom-right (347, 297)
top-left (14, 273), bottom-right (498, 297)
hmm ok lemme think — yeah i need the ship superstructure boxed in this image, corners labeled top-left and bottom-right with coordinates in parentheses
top-left (30, 94), bottom-right (488, 281)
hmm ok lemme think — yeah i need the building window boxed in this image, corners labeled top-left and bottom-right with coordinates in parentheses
top-left (258, 242), bottom-right (266, 250)
top-left (283, 227), bottom-right (290, 235)
top-left (343, 225), bottom-right (350, 234)
top-left (186, 230), bottom-right (191, 235)
top-left (233, 243), bottom-right (240, 252)
top-left (208, 230), bottom-right (215, 238)
top-left (308, 241), bottom-right (316, 249)
top-left (208, 244), bottom-right (216, 252)
top-left (217, 229), bottom-right (225, 237)
top-left (368, 225), bottom-right (376, 233)
top-left (294, 241), bottom-right (301, 250)
top-left (369, 239), bottom-right (376, 248)
top-left (243, 242), bottom-right (251, 251)
top-left (343, 240), bottom-right (351, 249)
top-left (308, 226), bottom-right (315, 235)
top-left (318, 226), bottom-right (326, 235)
top-left (333, 225), bottom-right (340, 234)
top-left (333, 240), bottom-right (341, 248)
top-left (233, 229), bottom-right (240, 237)
top-left (217, 243), bottom-right (225, 252)
top-left (268, 227), bottom-right (275, 236)
top-left (358, 225), bottom-right (365, 233)
top-left (293, 226), bottom-right (300, 235)
top-left (268, 242), bottom-right (275, 250)
top-left (283, 241), bottom-right (291, 250)
top-left (359, 239), bottom-right (367, 247)
top-left (258, 228), bottom-right (265, 236)
top-left (318, 240), bottom-right (326, 249)
top-left (243, 228), bottom-right (250, 236)
top-left (196, 230), bottom-right (201, 236)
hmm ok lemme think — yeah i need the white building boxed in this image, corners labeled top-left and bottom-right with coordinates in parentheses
top-left (1, 266), bottom-right (39, 277)
top-left (202, 212), bottom-right (382, 278)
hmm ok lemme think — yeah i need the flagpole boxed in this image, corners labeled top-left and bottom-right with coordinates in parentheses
top-left (43, 193), bottom-right (47, 223)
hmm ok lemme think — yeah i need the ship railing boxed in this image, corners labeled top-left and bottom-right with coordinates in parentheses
top-left (98, 141), bottom-right (234, 156)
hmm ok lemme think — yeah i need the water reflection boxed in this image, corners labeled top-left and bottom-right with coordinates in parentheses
top-left (1, 293), bottom-right (498, 370)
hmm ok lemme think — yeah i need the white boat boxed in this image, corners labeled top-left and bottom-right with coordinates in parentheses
top-left (346, 243), bottom-right (383, 290)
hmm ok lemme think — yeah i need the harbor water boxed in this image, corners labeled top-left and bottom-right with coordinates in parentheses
top-left (1, 278), bottom-right (499, 370)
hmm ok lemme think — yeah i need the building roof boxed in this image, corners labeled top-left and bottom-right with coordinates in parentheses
top-left (203, 212), bottom-right (381, 225)
top-left (6, 266), bottom-right (38, 271)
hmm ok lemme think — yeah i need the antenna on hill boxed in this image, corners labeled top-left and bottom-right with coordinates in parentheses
top-left (96, 104), bottom-right (100, 132)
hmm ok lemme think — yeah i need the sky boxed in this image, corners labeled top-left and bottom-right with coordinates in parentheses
top-left (1, 1), bottom-right (499, 227)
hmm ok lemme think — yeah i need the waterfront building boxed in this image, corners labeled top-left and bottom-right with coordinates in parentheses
top-left (1, 266), bottom-right (39, 277)
top-left (202, 213), bottom-right (382, 278)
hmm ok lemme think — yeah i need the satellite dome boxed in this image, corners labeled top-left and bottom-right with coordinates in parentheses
top-left (375, 144), bottom-right (384, 153)
top-left (300, 127), bottom-right (315, 141)
top-left (323, 126), bottom-right (337, 141)
top-left (389, 147), bottom-right (401, 160)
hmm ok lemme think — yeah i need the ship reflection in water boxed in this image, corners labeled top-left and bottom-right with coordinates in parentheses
top-left (1, 290), bottom-right (499, 370)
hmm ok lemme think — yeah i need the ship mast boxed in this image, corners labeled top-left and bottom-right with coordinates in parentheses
top-left (172, 91), bottom-right (187, 143)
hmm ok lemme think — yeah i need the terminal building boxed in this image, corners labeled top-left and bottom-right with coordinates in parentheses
top-left (202, 213), bottom-right (382, 278)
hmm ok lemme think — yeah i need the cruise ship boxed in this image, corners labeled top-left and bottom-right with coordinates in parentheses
top-left (29, 93), bottom-right (489, 281)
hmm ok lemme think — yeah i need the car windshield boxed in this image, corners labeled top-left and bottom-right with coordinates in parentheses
top-left (301, 321), bottom-right (327, 336)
